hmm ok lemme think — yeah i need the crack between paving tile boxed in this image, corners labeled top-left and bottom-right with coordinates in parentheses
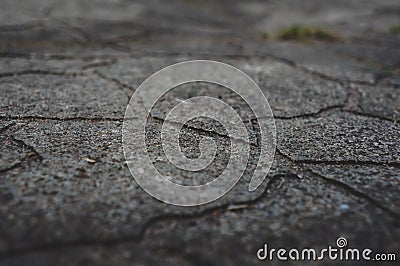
top-left (306, 169), bottom-right (400, 219)
top-left (81, 59), bottom-right (118, 70)
top-left (0, 161), bottom-right (23, 175)
top-left (272, 104), bottom-right (345, 120)
top-left (10, 135), bottom-right (43, 162)
top-left (0, 123), bottom-right (43, 175)
top-left (0, 61), bottom-right (116, 80)
top-left (0, 173), bottom-right (291, 259)
top-left (343, 110), bottom-right (398, 123)
top-left (150, 116), bottom-right (249, 144)
top-left (271, 88), bottom-right (397, 123)
top-left (249, 53), bottom-right (375, 86)
top-left (0, 70), bottom-right (84, 79)
top-left (0, 115), bottom-right (124, 122)
top-left (272, 103), bottom-right (397, 124)
top-left (276, 147), bottom-right (400, 168)
top-left (92, 70), bottom-right (134, 100)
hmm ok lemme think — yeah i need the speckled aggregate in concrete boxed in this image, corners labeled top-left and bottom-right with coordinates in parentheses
top-left (0, 0), bottom-right (399, 265)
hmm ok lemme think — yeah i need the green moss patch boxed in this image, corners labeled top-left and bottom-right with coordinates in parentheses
top-left (276, 25), bottom-right (339, 41)
top-left (388, 23), bottom-right (400, 34)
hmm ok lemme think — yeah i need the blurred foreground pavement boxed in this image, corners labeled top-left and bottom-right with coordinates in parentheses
top-left (0, 1), bottom-right (399, 265)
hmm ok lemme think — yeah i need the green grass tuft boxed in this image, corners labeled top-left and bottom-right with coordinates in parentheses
top-left (276, 25), bottom-right (339, 41)
top-left (260, 32), bottom-right (270, 40)
top-left (388, 23), bottom-right (400, 34)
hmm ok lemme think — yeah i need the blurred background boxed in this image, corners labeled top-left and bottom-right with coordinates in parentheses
top-left (1, 1), bottom-right (399, 265)
top-left (1, 0), bottom-right (399, 67)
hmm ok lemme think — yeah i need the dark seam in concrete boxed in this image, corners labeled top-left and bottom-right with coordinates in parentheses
top-left (0, 124), bottom-right (42, 175)
top-left (272, 104), bottom-right (345, 120)
top-left (92, 70), bottom-right (134, 99)
top-left (0, 161), bottom-right (22, 175)
top-left (260, 53), bottom-right (374, 86)
top-left (10, 135), bottom-right (43, 161)
top-left (0, 70), bottom-right (83, 78)
top-left (343, 110), bottom-right (398, 123)
top-left (81, 59), bottom-right (117, 70)
top-left (276, 148), bottom-right (400, 168)
top-left (306, 169), bottom-right (400, 219)
top-left (151, 116), bottom-right (238, 143)
top-left (0, 116), bottom-right (124, 122)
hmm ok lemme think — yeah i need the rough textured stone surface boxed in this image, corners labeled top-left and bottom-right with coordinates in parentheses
top-left (94, 57), bottom-right (348, 118)
top-left (0, 0), bottom-right (399, 265)
top-left (308, 164), bottom-right (400, 214)
top-left (277, 112), bottom-right (400, 163)
top-left (0, 74), bottom-right (127, 118)
top-left (351, 85), bottom-right (400, 121)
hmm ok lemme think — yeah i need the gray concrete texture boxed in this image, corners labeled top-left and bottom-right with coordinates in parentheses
top-left (0, 0), bottom-right (399, 265)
